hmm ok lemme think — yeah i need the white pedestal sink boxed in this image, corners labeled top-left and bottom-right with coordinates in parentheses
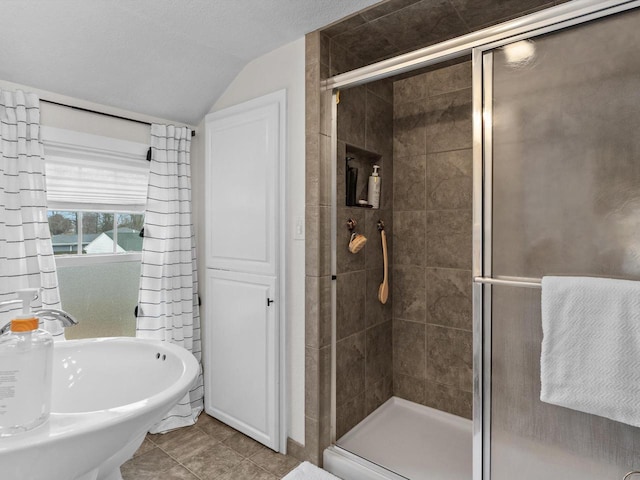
top-left (0, 337), bottom-right (200, 480)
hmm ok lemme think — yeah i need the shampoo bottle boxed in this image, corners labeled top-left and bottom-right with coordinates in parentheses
top-left (0, 291), bottom-right (53, 436)
top-left (368, 165), bottom-right (381, 209)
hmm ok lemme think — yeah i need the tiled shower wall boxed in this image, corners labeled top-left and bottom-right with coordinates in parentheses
top-left (391, 61), bottom-right (473, 418)
top-left (335, 80), bottom-right (394, 438)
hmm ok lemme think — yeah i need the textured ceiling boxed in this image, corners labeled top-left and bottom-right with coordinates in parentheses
top-left (0, 0), bottom-right (383, 124)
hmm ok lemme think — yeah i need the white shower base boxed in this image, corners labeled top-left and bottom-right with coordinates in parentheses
top-left (324, 397), bottom-right (472, 480)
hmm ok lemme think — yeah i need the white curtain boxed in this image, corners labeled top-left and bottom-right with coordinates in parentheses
top-left (0, 90), bottom-right (62, 337)
top-left (136, 124), bottom-right (203, 433)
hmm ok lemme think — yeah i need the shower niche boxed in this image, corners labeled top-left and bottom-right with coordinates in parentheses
top-left (343, 144), bottom-right (381, 207)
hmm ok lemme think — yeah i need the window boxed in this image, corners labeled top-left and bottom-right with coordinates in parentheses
top-left (48, 211), bottom-right (144, 255)
top-left (42, 127), bottom-right (149, 339)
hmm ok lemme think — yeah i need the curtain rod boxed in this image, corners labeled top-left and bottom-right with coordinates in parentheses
top-left (40, 99), bottom-right (196, 137)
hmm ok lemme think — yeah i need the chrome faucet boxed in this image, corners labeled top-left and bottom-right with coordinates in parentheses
top-left (33, 309), bottom-right (79, 328)
top-left (0, 308), bottom-right (78, 335)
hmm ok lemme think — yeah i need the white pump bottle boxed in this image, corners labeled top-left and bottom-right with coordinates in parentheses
top-left (368, 165), bottom-right (381, 209)
top-left (0, 289), bottom-right (53, 436)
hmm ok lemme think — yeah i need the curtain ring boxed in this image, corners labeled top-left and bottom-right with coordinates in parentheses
top-left (623, 472), bottom-right (640, 480)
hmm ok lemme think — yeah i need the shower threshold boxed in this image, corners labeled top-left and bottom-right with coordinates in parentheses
top-left (324, 397), bottom-right (472, 480)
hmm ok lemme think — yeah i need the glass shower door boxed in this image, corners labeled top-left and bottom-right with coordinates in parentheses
top-left (482, 6), bottom-right (640, 480)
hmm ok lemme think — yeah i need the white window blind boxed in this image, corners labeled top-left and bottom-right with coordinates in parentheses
top-left (41, 127), bottom-right (149, 212)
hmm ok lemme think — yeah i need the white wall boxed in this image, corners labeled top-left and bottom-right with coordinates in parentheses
top-left (192, 37), bottom-right (306, 444)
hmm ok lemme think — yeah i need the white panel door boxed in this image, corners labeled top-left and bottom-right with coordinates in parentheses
top-left (204, 269), bottom-right (279, 449)
top-left (203, 90), bottom-right (285, 452)
top-left (205, 94), bottom-right (281, 276)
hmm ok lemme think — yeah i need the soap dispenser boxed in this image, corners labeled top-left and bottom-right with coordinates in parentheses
top-left (0, 289), bottom-right (53, 436)
top-left (368, 165), bottom-right (381, 209)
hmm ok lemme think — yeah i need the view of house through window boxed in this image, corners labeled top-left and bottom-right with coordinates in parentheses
top-left (48, 211), bottom-right (144, 255)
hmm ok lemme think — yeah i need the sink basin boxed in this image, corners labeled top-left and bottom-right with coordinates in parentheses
top-left (0, 337), bottom-right (200, 480)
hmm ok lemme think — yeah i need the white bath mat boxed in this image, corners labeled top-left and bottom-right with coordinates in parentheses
top-left (282, 462), bottom-right (342, 480)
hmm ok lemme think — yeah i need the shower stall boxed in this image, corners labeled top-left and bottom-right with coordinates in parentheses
top-left (321, 1), bottom-right (640, 479)
top-left (326, 54), bottom-right (474, 480)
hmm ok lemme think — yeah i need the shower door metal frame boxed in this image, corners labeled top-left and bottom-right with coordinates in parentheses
top-left (472, 2), bottom-right (640, 480)
top-left (323, 1), bottom-right (640, 478)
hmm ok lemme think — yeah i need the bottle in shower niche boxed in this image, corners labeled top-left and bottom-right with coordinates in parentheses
top-left (368, 165), bottom-right (381, 209)
top-left (0, 316), bottom-right (53, 436)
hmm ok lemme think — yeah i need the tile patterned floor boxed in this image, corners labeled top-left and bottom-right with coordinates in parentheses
top-left (121, 413), bottom-right (300, 479)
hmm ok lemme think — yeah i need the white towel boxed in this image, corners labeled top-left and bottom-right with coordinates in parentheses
top-left (282, 462), bottom-right (342, 480)
top-left (541, 276), bottom-right (640, 427)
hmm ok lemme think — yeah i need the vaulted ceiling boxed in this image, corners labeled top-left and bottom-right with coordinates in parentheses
top-left (0, 0), bottom-right (382, 124)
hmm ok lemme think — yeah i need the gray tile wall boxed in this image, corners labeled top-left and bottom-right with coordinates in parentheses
top-left (325, 0), bottom-right (572, 75)
top-left (295, 31), bottom-right (333, 465)
top-left (335, 79), bottom-right (394, 438)
top-left (391, 61), bottom-right (473, 418)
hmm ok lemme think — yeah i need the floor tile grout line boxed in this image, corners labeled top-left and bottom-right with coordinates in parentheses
top-left (151, 445), bottom-right (192, 476)
top-left (126, 445), bottom-right (183, 477)
top-left (246, 456), bottom-right (282, 478)
top-left (177, 460), bottom-right (204, 480)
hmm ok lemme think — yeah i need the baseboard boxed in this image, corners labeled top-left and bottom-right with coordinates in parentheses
top-left (287, 437), bottom-right (320, 465)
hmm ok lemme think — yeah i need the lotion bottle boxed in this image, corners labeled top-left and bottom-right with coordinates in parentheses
top-left (368, 165), bottom-right (381, 209)
top-left (0, 290), bottom-right (53, 436)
